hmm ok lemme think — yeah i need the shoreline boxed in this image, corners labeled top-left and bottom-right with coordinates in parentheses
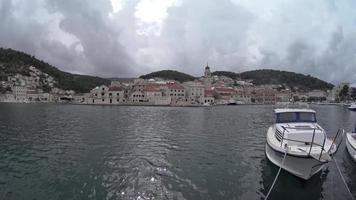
top-left (0, 101), bottom-right (350, 107)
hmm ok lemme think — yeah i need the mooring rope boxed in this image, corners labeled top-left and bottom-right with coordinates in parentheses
top-left (333, 157), bottom-right (355, 200)
top-left (264, 148), bottom-right (288, 200)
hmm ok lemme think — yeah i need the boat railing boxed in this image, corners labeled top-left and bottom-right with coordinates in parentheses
top-left (277, 126), bottom-right (345, 161)
top-left (327, 128), bottom-right (345, 155)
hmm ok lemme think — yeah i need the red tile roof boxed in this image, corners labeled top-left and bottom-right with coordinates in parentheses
top-left (167, 83), bottom-right (184, 90)
top-left (144, 84), bottom-right (161, 92)
top-left (204, 89), bottom-right (214, 97)
top-left (108, 86), bottom-right (124, 91)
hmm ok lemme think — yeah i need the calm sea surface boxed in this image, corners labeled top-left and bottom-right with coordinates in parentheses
top-left (0, 104), bottom-right (356, 200)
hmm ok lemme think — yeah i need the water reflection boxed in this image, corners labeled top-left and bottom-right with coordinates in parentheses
top-left (1, 104), bottom-right (356, 199)
top-left (259, 156), bottom-right (328, 200)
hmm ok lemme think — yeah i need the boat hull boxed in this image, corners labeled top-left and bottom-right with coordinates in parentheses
top-left (265, 144), bottom-right (324, 180)
top-left (346, 133), bottom-right (356, 162)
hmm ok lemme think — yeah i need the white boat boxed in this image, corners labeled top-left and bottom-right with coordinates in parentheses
top-left (227, 99), bottom-right (237, 105)
top-left (348, 103), bottom-right (356, 111)
top-left (266, 108), bottom-right (342, 180)
top-left (346, 132), bottom-right (356, 162)
top-left (202, 102), bottom-right (211, 106)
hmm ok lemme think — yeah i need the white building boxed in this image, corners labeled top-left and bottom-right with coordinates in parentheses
top-left (166, 83), bottom-right (186, 103)
top-left (144, 84), bottom-right (171, 105)
top-left (108, 86), bottom-right (125, 104)
top-left (12, 86), bottom-right (28, 102)
top-left (203, 89), bottom-right (215, 104)
top-left (85, 85), bottom-right (126, 104)
top-left (87, 85), bottom-right (110, 104)
top-left (129, 91), bottom-right (145, 103)
top-left (183, 81), bottom-right (205, 104)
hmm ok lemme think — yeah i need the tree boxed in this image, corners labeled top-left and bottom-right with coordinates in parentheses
top-left (339, 85), bottom-right (350, 101)
top-left (350, 87), bottom-right (356, 100)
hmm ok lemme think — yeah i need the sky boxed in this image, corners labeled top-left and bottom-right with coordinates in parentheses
top-left (0, 0), bottom-right (356, 83)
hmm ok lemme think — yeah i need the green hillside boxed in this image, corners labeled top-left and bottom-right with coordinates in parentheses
top-left (139, 70), bottom-right (196, 82)
top-left (0, 48), bottom-right (110, 93)
top-left (240, 69), bottom-right (334, 91)
top-left (211, 71), bottom-right (240, 80)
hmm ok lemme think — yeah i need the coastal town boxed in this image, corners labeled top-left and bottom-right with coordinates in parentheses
top-left (0, 64), bottom-right (353, 106)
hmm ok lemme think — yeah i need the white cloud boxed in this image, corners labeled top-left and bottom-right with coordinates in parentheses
top-left (110, 0), bottom-right (123, 13)
top-left (1, 0), bottom-right (356, 83)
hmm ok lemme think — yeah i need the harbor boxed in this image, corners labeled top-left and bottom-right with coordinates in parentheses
top-left (2, 0), bottom-right (356, 199)
top-left (0, 103), bottom-right (356, 200)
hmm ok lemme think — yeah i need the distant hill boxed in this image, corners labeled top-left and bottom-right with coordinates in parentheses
top-left (0, 48), bottom-right (110, 93)
top-left (0, 47), bottom-right (334, 93)
top-left (141, 69), bottom-right (333, 91)
top-left (139, 70), bottom-right (196, 82)
top-left (240, 69), bottom-right (334, 91)
top-left (211, 71), bottom-right (240, 80)
top-left (107, 77), bottom-right (135, 82)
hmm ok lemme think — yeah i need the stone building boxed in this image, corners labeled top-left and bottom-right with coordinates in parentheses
top-left (12, 85), bottom-right (28, 102)
top-left (166, 83), bottom-right (186, 103)
top-left (183, 81), bottom-right (205, 104)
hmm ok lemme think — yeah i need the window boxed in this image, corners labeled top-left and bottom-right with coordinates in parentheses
top-left (299, 113), bottom-right (316, 122)
top-left (276, 112), bottom-right (316, 123)
top-left (102, 99), bottom-right (104, 102)
top-left (277, 113), bottom-right (297, 123)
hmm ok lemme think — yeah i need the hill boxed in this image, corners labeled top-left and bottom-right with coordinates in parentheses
top-left (0, 48), bottom-right (110, 93)
top-left (141, 69), bottom-right (333, 91)
top-left (211, 71), bottom-right (240, 80)
top-left (240, 69), bottom-right (334, 91)
top-left (139, 70), bottom-right (196, 82)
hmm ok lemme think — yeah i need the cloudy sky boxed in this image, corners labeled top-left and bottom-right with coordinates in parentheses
top-left (1, 0), bottom-right (356, 83)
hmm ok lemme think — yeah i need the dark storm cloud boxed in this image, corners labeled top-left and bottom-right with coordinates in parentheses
top-left (157, 0), bottom-right (254, 75)
top-left (1, 0), bottom-right (356, 83)
top-left (278, 27), bottom-right (356, 83)
top-left (44, 0), bottom-right (139, 77)
top-left (0, 0), bottom-right (48, 54)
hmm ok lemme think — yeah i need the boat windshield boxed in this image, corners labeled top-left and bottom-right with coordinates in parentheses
top-left (276, 112), bottom-right (316, 123)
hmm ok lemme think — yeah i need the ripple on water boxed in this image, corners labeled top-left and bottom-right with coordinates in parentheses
top-left (1, 104), bottom-right (356, 200)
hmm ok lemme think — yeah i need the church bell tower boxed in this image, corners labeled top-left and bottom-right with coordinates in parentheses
top-left (204, 63), bottom-right (211, 77)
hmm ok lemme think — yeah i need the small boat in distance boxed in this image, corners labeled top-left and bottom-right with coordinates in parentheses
top-left (348, 103), bottom-right (356, 111)
top-left (346, 131), bottom-right (356, 162)
top-left (227, 99), bottom-right (237, 105)
top-left (266, 108), bottom-right (343, 180)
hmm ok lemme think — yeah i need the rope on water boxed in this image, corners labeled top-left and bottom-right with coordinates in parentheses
top-left (264, 148), bottom-right (288, 200)
top-left (333, 157), bottom-right (355, 200)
